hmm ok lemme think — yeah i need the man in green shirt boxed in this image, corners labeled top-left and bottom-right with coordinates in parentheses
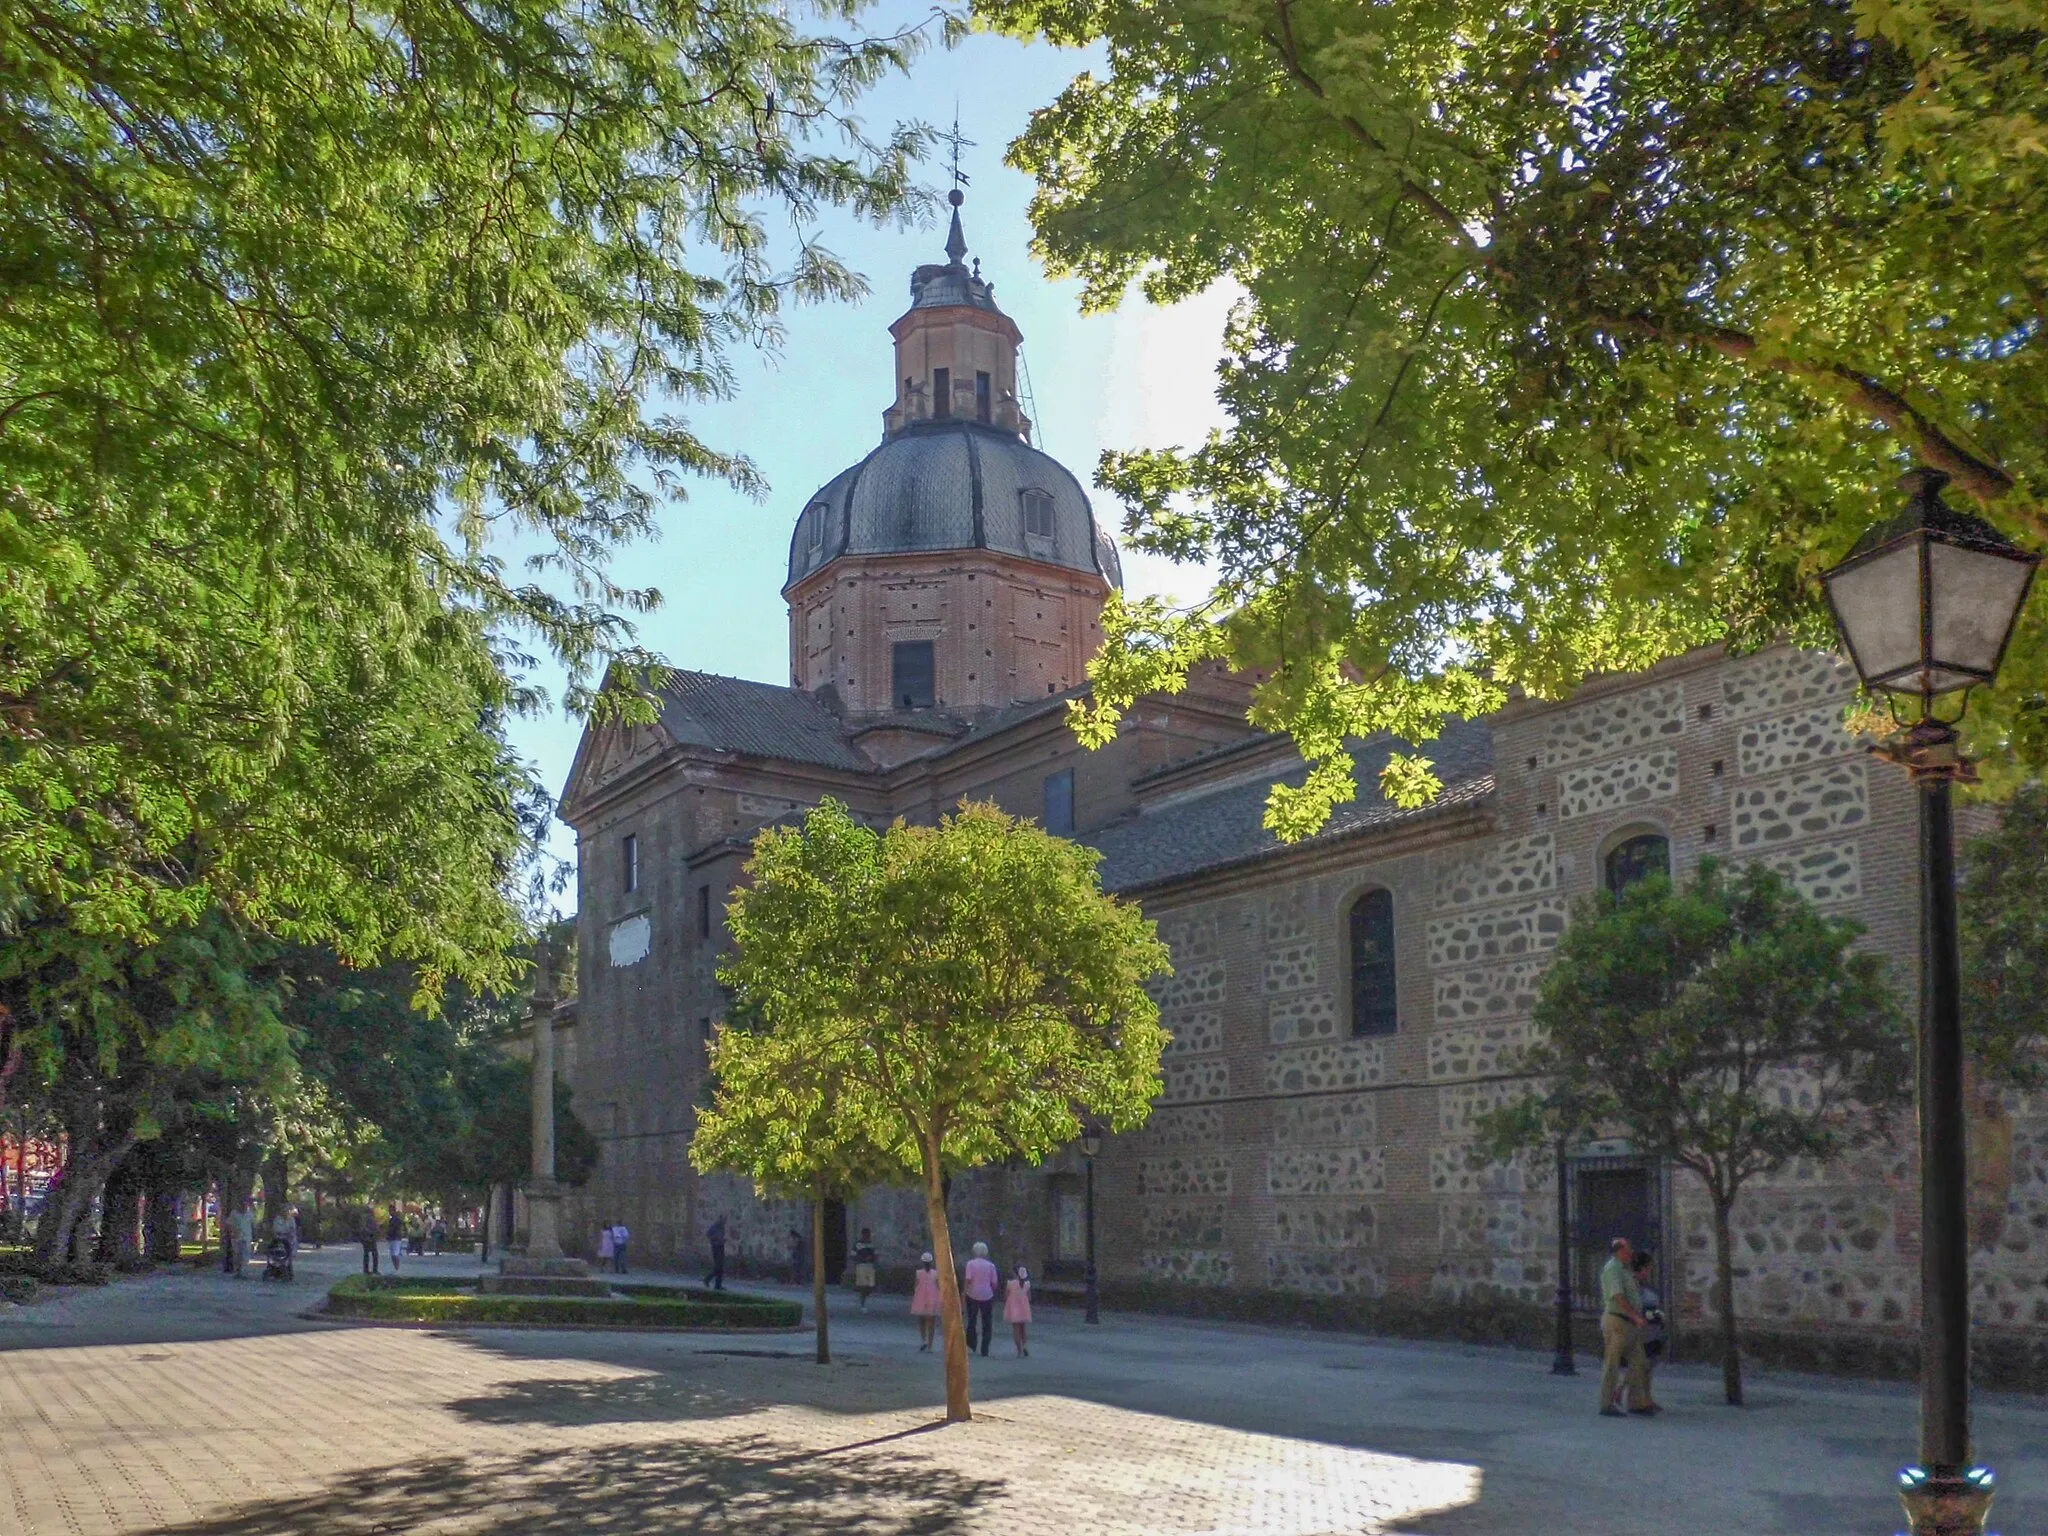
top-left (1598, 1236), bottom-right (1654, 1416)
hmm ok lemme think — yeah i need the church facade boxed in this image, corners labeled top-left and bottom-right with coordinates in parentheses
top-left (557, 207), bottom-right (2048, 1350)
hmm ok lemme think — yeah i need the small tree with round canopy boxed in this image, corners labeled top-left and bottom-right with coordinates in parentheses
top-left (710, 799), bottom-right (1170, 1421)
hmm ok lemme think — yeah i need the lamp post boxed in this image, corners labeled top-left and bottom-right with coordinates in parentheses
top-left (1080, 1128), bottom-right (1102, 1325)
top-left (1552, 1139), bottom-right (1575, 1375)
top-left (1820, 467), bottom-right (2039, 1536)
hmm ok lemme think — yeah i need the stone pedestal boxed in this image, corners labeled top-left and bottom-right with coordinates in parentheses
top-left (523, 1179), bottom-right (566, 1261)
top-left (480, 1252), bottom-right (612, 1298)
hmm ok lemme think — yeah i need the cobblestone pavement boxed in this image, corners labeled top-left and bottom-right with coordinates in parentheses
top-left (0, 1245), bottom-right (2043, 1535)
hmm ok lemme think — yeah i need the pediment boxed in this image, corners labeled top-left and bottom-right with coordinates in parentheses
top-left (560, 716), bottom-right (673, 816)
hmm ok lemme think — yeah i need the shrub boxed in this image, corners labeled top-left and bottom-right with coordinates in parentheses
top-left (324, 1274), bottom-right (800, 1329)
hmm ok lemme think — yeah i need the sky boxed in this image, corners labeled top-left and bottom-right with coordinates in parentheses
top-left (507, 12), bottom-right (1236, 908)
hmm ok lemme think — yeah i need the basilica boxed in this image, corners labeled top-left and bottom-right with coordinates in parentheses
top-left (556, 202), bottom-right (2048, 1352)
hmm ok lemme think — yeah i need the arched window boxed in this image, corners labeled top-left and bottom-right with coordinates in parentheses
top-left (1348, 889), bottom-right (1398, 1037)
top-left (1604, 832), bottom-right (1671, 896)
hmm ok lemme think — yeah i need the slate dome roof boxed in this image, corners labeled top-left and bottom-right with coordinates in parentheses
top-left (784, 419), bottom-right (1122, 593)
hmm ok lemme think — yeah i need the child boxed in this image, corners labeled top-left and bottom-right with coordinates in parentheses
top-left (910, 1251), bottom-right (941, 1351)
top-left (852, 1228), bottom-right (878, 1310)
top-left (1004, 1263), bottom-right (1033, 1357)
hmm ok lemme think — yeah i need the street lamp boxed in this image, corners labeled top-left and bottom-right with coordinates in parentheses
top-left (1079, 1127), bottom-right (1102, 1325)
top-left (1820, 467), bottom-right (2039, 1536)
top-left (1551, 1139), bottom-right (1575, 1376)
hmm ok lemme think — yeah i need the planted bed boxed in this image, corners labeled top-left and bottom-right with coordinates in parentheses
top-left (323, 1273), bottom-right (802, 1330)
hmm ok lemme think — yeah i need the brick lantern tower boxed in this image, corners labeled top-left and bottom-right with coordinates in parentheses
top-left (782, 191), bottom-right (1120, 753)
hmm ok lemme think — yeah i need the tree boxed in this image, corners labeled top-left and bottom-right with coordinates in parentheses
top-left (1475, 860), bottom-right (1909, 1405)
top-left (713, 800), bottom-right (1170, 1421)
top-left (1962, 780), bottom-right (2048, 1091)
top-left (1, 0), bottom-right (939, 962)
top-left (982, 0), bottom-right (2048, 833)
top-left (693, 1028), bottom-right (901, 1363)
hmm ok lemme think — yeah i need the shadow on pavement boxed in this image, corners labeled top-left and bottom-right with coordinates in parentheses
top-left (148, 1432), bottom-right (999, 1535)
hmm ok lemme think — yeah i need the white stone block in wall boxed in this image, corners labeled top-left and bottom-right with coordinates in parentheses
top-left (1265, 1038), bottom-right (1387, 1094)
top-left (1430, 1143), bottom-right (1551, 1195)
top-left (1138, 1152), bottom-right (1233, 1197)
top-left (1266, 1146), bottom-right (1387, 1196)
top-left (1438, 1080), bottom-right (1525, 1139)
top-left (1541, 682), bottom-right (1685, 767)
top-left (1273, 1092), bottom-right (1378, 1147)
top-left (1720, 648), bottom-right (1857, 722)
top-left (1152, 959), bottom-right (1227, 1013)
top-left (1557, 747), bottom-right (1680, 820)
top-left (1140, 1105), bottom-right (1224, 1148)
top-left (1731, 759), bottom-right (1869, 849)
top-left (1272, 1198), bottom-right (1378, 1249)
top-left (1751, 839), bottom-right (1862, 906)
top-left (1140, 1199), bottom-right (1227, 1249)
top-left (1426, 898), bottom-right (1568, 969)
top-left (1139, 1248), bottom-right (1234, 1286)
top-left (1439, 1197), bottom-right (1538, 1255)
top-left (1161, 1009), bottom-right (1224, 1056)
top-left (1155, 912), bottom-right (1220, 960)
top-left (1266, 1249), bottom-right (1386, 1296)
top-left (1262, 940), bottom-right (1320, 995)
top-left (1159, 1056), bottom-right (1229, 1103)
top-left (1433, 957), bottom-right (1547, 1025)
top-left (1737, 702), bottom-right (1860, 779)
top-left (1426, 1020), bottom-right (1532, 1080)
top-left (1432, 832), bottom-right (1557, 911)
top-left (1267, 991), bottom-right (1340, 1045)
top-left (607, 913), bottom-right (652, 967)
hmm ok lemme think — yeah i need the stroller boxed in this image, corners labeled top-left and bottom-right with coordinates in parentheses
top-left (261, 1236), bottom-right (294, 1283)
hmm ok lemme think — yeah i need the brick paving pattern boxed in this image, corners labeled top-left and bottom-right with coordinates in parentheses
top-left (0, 1246), bottom-right (2043, 1534)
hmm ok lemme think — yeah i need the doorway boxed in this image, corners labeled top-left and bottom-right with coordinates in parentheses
top-left (1570, 1157), bottom-right (1663, 1311)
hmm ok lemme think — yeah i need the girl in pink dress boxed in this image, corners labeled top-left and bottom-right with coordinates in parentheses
top-left (909, 1251), bottom-right (942, 1352)
top-left (1004, 1264), bottom-right (1033, 1356)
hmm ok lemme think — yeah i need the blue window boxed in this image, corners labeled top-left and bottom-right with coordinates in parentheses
top-left (1044, 769), bottom-right (1075, 836)
top-left (1349, 889), bottom-right (1398, 1037)
top-left (892, 641), bottom-right (935, 710)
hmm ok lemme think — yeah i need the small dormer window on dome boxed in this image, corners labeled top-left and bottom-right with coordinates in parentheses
top-left (1021, 488), bottom-right (1055, 541)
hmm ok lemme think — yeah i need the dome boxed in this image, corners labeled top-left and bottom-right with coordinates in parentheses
top-left (784, 419), bottom-right (1123, 592)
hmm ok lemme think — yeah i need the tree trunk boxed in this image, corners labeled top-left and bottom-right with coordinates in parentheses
top-left (92, 1149), bottom-right (144, 1267)
top-left (143, 1178), bottom-right (182, 1263)
top-left (1712, 1193), bottom-right (1743, 1406)
top-left (34, 1131), bottom-right (136, 1270)
top-left (923, 1133), bottom-right (970, 1422)
top-left (812, 1190), bottom-right (830, 1366)
top-left (260, 1149), bottom-right (288, 1228)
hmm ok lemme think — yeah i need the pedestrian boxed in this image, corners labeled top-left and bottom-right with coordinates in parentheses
top-left (227, 1199), bottom-right (255, 1278)
top-left (704, 1215), bottom-right (727, 1290)
top-left (597, 1221), bottom-right (615, 1269)
top-left (271, 1207), bottom-right (296, 1278)
top-left (408, 1213), bottom-right (425, 1256)
top-left (851, 1228), bottom-right (878, 1310)
top-left (1598, 1236), bottom-right (1654, 1417)
top-left (1004, 1263), bottom-right (1033, 1357)
top-left (431, 1217), bottom-right (447, 1255)
top-left (1625, 1249), bottom-right (1666, 1412)
top-left (788, 1226), bottom-right (809, 1285)
top-left (910, 1251), bottom-right (941, 1351)
top-left (357, 1206), bottom-right (380, 1275)
top-left (287, 1207), bottom-right (302, 1265)
top-left (611, 1220), bottom-right (630, 1275)
top-left (962, 1241), bottom-right (1000, 1358)
top-left (385, 1206), bottom-right (405, 1273)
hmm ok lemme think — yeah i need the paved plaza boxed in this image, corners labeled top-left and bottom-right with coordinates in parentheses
top-left (0, 1246), bottom-right (2042, 1534)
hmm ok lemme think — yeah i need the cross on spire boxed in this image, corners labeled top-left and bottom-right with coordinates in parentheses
top-left (941, 113), bottom-right (974, 194)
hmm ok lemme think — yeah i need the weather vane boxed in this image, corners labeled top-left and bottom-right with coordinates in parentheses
top-left (940, 112), bottom-right (974, 195)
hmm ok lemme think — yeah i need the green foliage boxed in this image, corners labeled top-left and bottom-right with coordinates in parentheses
top-left (1961, 781), bottom-right (2048, 1090)
top-left (0, 0), bottom-right (939, 968)
top-left (709, 799), bottom-right (1171, 1180)
top-left (984, 0), bottom-right (2048, 832)
top-left (1479, 861), bottom-right (1910, 1187)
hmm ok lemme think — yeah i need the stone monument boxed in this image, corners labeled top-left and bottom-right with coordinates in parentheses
top-left (478, 934), bottom-right (611, 1298)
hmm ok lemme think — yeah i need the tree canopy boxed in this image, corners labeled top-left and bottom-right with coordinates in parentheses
top-left (1476, 859), bottom-right (1909, 1403)
top-left (1, 0), bottom-right (937, 968)
top-left (1962, 780), bottom-right (2048, 1091)
top-left (983, 0), bottom-right (2048, 832)
top-left (711, 799), bottom-right (1170, 1418)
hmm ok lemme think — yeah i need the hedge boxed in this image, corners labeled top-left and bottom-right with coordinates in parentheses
top-left (323, 1274), bottom-right (801, 1330)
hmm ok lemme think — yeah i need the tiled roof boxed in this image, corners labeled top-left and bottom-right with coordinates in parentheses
top-left (656, 671), bottom-right (872, 773)
top-left (1084, 718), bottom-right (1498, 893)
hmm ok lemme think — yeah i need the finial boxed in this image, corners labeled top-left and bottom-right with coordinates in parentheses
top-left (940, 114), bottom-right (974, 266)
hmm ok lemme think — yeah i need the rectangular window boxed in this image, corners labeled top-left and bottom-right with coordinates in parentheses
top-left (975, 370), bottom-right (992, 423)
top-left (1044, 767), bottom-right (1075, 836)
top-left (1021, 487), bottom-right (1055, 539)
top-left (698, 883), bottom-right (711, 939)
top-left (892, 640), bottom-right (935, 709)
top-left (1349, 889), bottom-right (1398, 1037)
top-left (933, 367), bottom-right (951, 417)
top-left (621, 833), bottom-right (639, 894)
